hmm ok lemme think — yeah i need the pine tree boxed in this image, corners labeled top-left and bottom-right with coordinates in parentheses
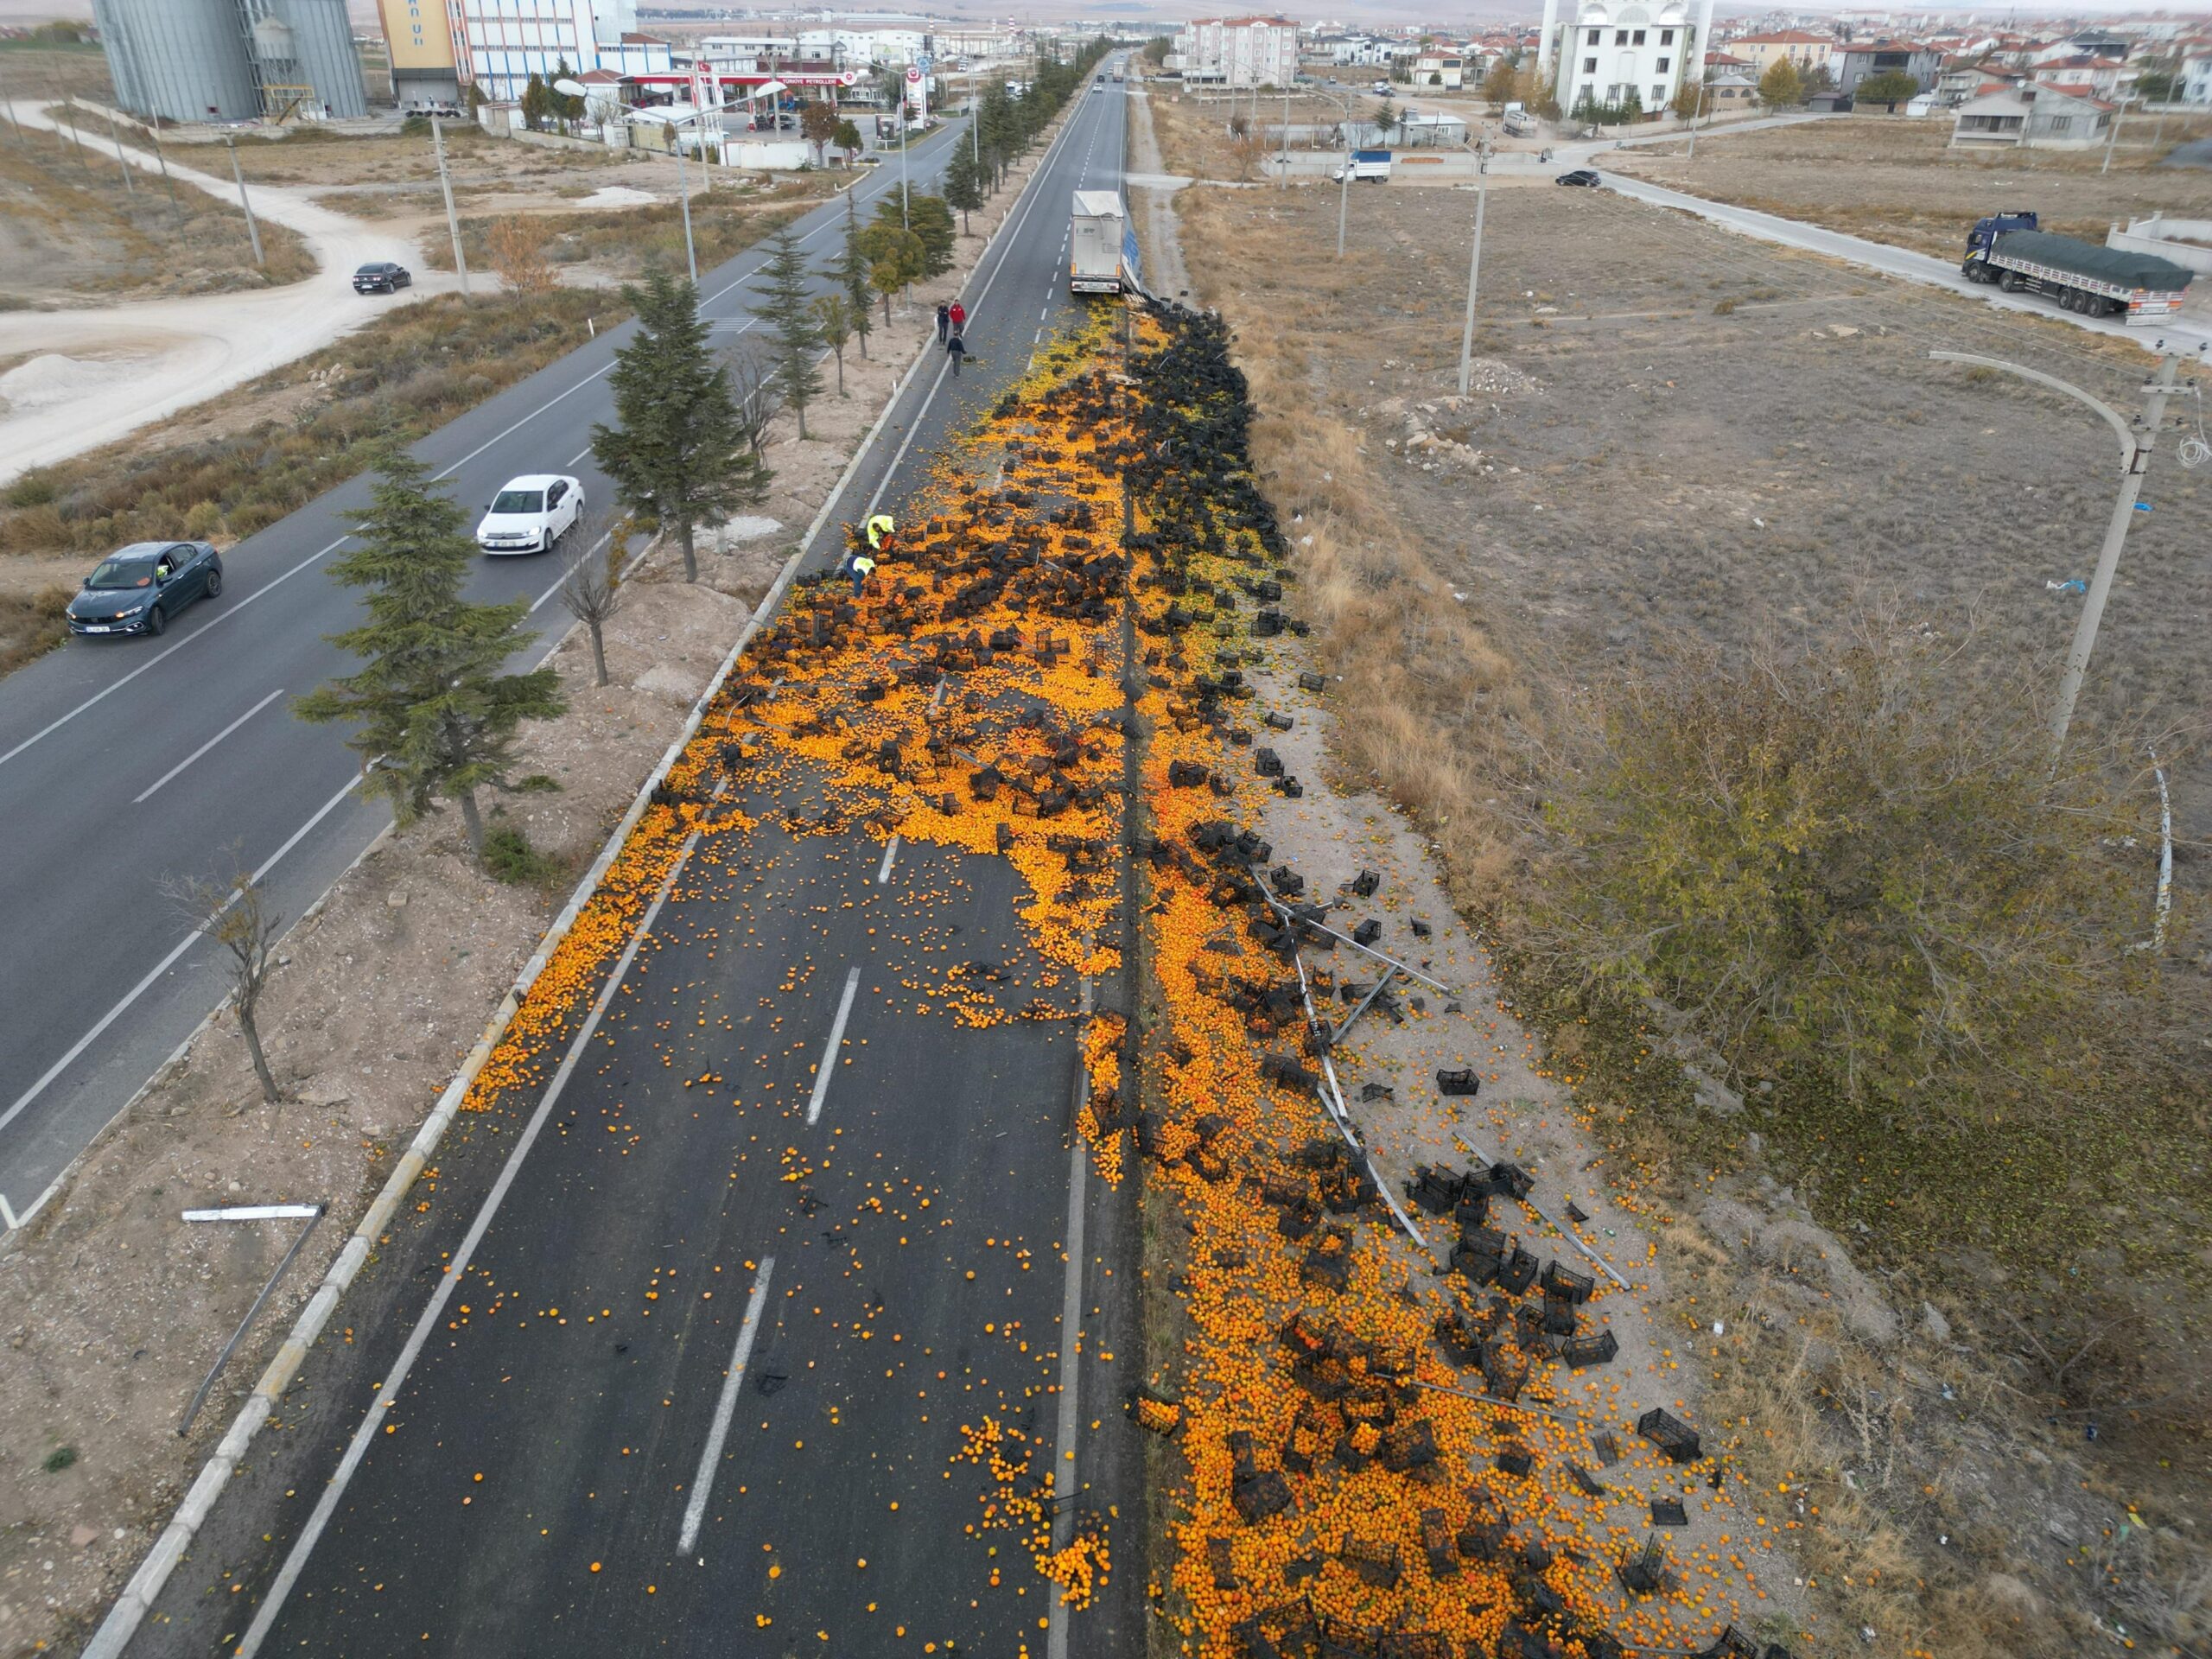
top-left (522, 73), bottom-right (550, 131)
top-left (885, 194), bottom-right (955, 276)
top-left (835, 188), bottom-right (874, 359)
top-left (296, 450), bottom-right (564, 859)
top-left (751, 226), bottom-right (823, 442)
top-left (943, 145), bottom-right (985, 234)
top-left (591, 267), bottom-right (768, 583)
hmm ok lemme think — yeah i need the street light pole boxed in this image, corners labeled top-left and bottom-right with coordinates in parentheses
top-left (1685, 74), bottom-right (1707, 162)
top-left (1334, 93), bottom-right (1352, 257)
top-left (1456, 185), bottom-right (1485, 395)
top-left (99, 106), bottom-right (135, 195)
top-left (673, 135), bottom-right (699, 284)
top-left (1929, 346), bottom-right (2196, 759)
top-left (224, 136), bottom-right (264, 268)
top-left (2101, 94), bottom-right (2128, 175)
top-left (430, 113), bottom-right (470, 296)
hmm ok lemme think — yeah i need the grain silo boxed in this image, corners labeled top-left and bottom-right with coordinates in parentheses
top-left (241, 0), bottom-right (369, 120)
top-left (91, 0), bottom-right (261, 124)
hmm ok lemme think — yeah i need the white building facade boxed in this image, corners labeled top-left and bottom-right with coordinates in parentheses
top-left (1175, 16), bottom-right (1300, 87)
top-left (1553, 0), bottom-right (1690, 113)
top-left (446, 0), bottom-right (664, 101)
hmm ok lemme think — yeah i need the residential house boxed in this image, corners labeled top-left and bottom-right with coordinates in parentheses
top-left (1949, 83), bottom-right (2111, 150)
top-left (1553, 0), bottom-right (1691, 116)
top-left (2031, 56), bottom-right (2133, 101)
top-left (1726, 31), bottom-right (1837, 79)
top-left (1413, 48), bottom-right (1465, 89)
top-left (1834, 40), bottom-right (1941, 97)
top-left (2183, 51), bottom-right (2212, 107)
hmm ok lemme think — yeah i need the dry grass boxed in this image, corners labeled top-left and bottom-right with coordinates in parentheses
top-left (419, 187), bottom-right (818, 282)
top-left (0, 123), bottom-right (315, 302)
top-left (1163, 124), bottom-right (2212, 1658)
top-left (0, 582), bottom-right (69, 673)
top-left (1612, 112), bottom-right (2212, 259)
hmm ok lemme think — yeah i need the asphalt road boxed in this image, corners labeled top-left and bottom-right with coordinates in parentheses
top-left (0, 116), bottom-right (981, 1228)
top-left (133, 69), bottom-right (1145, 1658)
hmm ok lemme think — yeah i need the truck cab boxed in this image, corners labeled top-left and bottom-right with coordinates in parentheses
top-left (1965, 209), bottom-right (2039, 257)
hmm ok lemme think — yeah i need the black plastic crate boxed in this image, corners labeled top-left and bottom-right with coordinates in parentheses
top-left (1651, 1497), bottom-right (1688, 1527)
top-left (1638, 1408), bottom-right (1703, 1465)
top-left (1562, 1330), bottom-right (1620, 1368)
top-left (1541, 1261), bottom-right (1595, 1305)
top-left (1435, 1068), bottom-right (1482, 1097)
top-left (1496, 1244), bottom-right (1539, 1296)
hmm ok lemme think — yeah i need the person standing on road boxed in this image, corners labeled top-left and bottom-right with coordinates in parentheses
top-left (948, 300), bottom-right (967, 335)
top-left (850, 550), bottom-right (875, 597)
top-left (946, 330), bottom-right (968, 378)
top-left (936, 302), bottom-right (950, 342)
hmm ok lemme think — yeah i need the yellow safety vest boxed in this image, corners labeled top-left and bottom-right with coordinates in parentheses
top-left (865, 515), bottom-right (895, 550)
top-left (852, 555), bottom-right (876, 578)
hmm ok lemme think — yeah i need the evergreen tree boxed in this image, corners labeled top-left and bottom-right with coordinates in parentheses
top-left (751, 226), bottom-right (823, 441)
top-left (521, 73), bottom-right (551, 130)
top-left (943, 144), bottom-right (985, 233)
top-left (832, 117), bottom-right (863, 164)
top-left (592, 267), bottom-right (767, 583)
top-left (834, 188), bottom-right (874, 359)
top-left (883, 193), bottom-right (955, 276)
top-left (296, 450), bottom-right (564, 859)
top-left (814, 293), bottom-right (853, 396)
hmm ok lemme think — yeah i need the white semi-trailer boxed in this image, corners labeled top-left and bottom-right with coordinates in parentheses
top-left (1071, 190), bottom-right (1128, 296)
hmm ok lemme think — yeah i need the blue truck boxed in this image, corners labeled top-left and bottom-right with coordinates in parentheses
top-left (1333, 149), bottom-right (1393, 182)
top-left (1962, 210), bottom-right (2192, 324)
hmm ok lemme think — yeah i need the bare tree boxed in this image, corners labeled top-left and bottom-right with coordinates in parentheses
top-left (486, 215), bottom-right (557, 295)
top-left (725, 340), bottom-right (786, 460)
top-left (165, 857), bottom-right (283, 1107)
top-left (561, 512), bottom-right (627, 686)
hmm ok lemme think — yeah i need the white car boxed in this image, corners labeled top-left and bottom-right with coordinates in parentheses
top-left (476, 474), bottom-right (583, 555)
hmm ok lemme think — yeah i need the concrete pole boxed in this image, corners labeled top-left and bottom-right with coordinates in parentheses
top-left (99, 107), bottom-right (135, 194)
top-left (1336, 108), bottom-right (1351, 257)
top-left (432, 114), bottom-right (470, 297)
top-left (1685, 77), bottom-right (1707, 162)
top-left (899, 110), bottom-right (910, 228)
top-left (54, 87), bottom-right (91, 173)
top-left (147, 118), bottom-right (181, 223)
top-left (2050, 351), bottom-right (2181, 758)
top-left (2101, 96), bottom-right (2126, 175)
top-left (1456, 186), bottom-right (1485, 396)
top-left (1280, 84), bottom-right (1288, 186)
top-left (225, 137), bottom-right (264, 268)
top-left (673, 133), bottom-right (699, 285)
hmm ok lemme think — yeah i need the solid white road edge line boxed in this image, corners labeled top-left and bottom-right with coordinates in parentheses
top-left (0, 537), bottom-right (344, 772)
top-left (0, 767), bottom-right (359, 1148)
top-left (875, 834), bottom-right (901, 885)
top-left (1046, 972), bottom-right (1095, 1659)
top-left (677, 1255), bottom-right (777, 1555)
top-left (804, 966), bottom-right (863, 1127)
top-left (232, 830), bottom-right (700, 1659)
top-left (132, 686), bottom-right (285, 804)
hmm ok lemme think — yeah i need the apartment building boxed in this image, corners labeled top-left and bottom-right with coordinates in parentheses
top-left (1174, 16), bottom-right (1300, 88)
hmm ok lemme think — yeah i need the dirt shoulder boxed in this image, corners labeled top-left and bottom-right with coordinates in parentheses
top-left (1606, 111), bottom-right (2212, 260)
top-left (0, 117), bottom-right (1074, 1659)
top-left (1150, 106), bottom-right (2212, 1659)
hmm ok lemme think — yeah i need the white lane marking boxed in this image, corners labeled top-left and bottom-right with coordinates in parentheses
top-left (0, 537), bottom-right (344, 773)
top-left (132, 686), bottom-right (285, 804)
top-left (875, 834), bottom-right (901, 885)
top-left (677, 1256), bottom-right (778, 1555)
top-left (0, 769), bottom-right (360, 1147)
top-left (431, 362), bottom-right (615, 483)
top-left (804, 966), bottom-right (863, 1126)
top-left (1045, 976), bottom-right (1095, 1659)
top-left (568, 444), bottom-right (592, 467)
top-left (234, 830), bottom-right (699, 1657)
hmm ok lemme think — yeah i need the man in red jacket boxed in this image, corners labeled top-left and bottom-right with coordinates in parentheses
top-left (948, 300), bottom-right (967, 334)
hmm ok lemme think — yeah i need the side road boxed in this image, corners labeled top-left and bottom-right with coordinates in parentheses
top-left (0, 98), bottom-right (1072, 1658)
top-left (0, 99), bottom-right (445, 484)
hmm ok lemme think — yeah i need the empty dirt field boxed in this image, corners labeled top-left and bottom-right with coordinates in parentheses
top-left (1160, 159), bottom-right (2212, 1655)
top-left (0, 124), bottom-right (314, 305)
top-left (1610, 111), bottom-right (2212, 257)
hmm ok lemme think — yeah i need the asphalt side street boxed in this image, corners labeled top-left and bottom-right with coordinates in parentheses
top-left (0, 120), bottom-right (972, 1230)
top-left (131, 74), bottom-right (1146, 1659)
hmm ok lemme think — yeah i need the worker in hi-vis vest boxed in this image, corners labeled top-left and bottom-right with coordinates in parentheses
top-left (865, 513), bottom-right (895, 554)
top-left (849, 551), bottom-right (875, 597)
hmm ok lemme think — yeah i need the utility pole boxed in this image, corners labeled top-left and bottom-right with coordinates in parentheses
top-left (1336, 98), bottom-right (1352, 257)
top-left (146, 117), bottom-right (181, 223)
top-left (225, 136), bottom-right (264, 268)
top-left (99, 106), bottom-right (136, 196)
top-left (1684, 74), bottom-right (1707, 162)
top-left (2101, 94), bottom-right (2127, 175)
top-left (431, 113), bottom-right (470, 297)
top-left (54, 87), bottom-right (90, 173)
top-left (1280, 83), bottom-right (1288, 186)
top-left (1456, 186), bottom-right (1485, 396)
top-left (1929, 346), bottom-right (2197, 759)
top-left (673, 131), bottom-right (698, 284)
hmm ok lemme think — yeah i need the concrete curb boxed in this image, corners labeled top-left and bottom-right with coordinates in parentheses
top-left (79, 89), bottom-right (1094, 1659)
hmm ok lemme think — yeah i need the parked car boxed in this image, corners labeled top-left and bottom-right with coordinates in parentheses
top-left (353, 261), bottom-right (412, 294)
top-left (1555, 168), bottom-right (1602, 188)
top-left (67, 541), bottom-right (222, 638)
top-left (476, 474), bottom-right (584, 555)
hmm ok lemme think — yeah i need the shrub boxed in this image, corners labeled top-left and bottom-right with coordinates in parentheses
top-left (42, 1446), bottom-right (77, 1474)
top-left (5, 473), bottom-right (54, 508)
top-left (480, 823), bottom-right (562, 886)
top-left (181, 499), bottom-right (226, 540)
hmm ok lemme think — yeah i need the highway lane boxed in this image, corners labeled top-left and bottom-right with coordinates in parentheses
top-left (0, 121), bottom-right (976, 1225)
top-left (135, 64), bottom-right (1141, 1658)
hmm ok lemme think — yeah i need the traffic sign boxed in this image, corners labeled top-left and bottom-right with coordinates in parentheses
top-left (905, 66), bottom-right (923, 84)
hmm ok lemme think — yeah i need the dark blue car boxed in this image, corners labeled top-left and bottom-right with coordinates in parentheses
top-left (67, 540), bottom-right (223, 638)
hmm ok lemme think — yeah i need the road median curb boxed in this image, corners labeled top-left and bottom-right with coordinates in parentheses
top-left (80, 86), bottom-right (1097, 1659)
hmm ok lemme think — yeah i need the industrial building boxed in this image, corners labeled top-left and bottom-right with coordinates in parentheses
top-left (92, 0), bottom-right (366, 124)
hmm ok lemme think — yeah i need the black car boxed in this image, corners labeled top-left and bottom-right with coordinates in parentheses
top-left (353, 261), bottom-right (412, 294)
top-left (1555, 168), bottom-right (1602, 188)
top-left (67, 541), bottom-right (223, 638)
